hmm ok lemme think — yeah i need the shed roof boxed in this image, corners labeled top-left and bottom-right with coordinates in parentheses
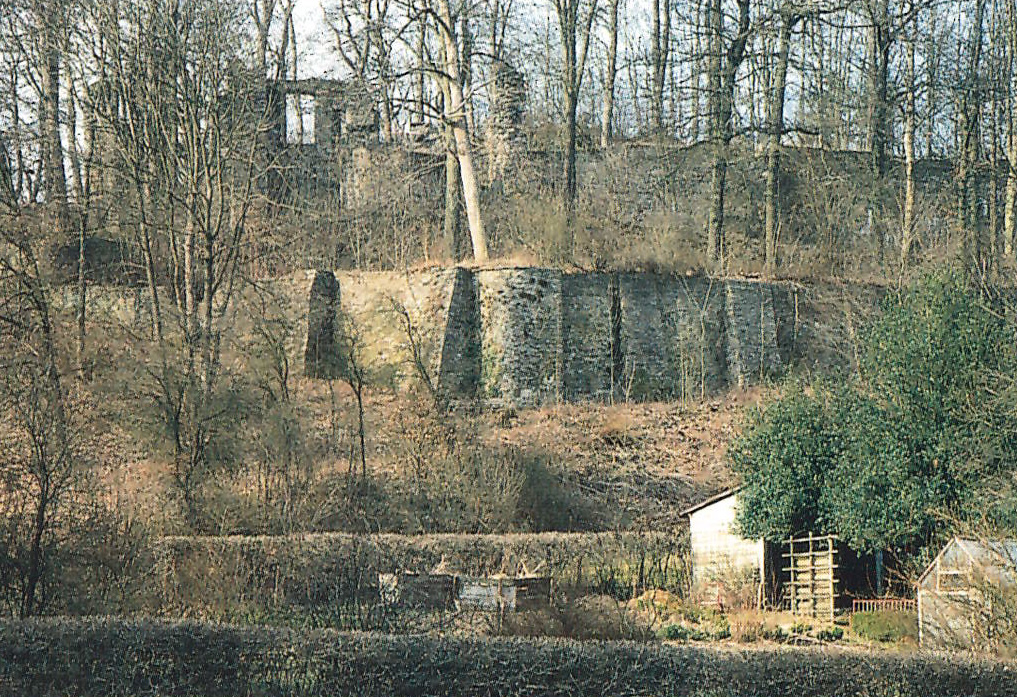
top-left (917, 537), bottom-right (1017, 586)
top-left (680, 487), bottom-right (744, 518)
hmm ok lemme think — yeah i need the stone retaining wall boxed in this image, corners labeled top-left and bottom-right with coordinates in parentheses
top-left (64, 267), bottom-right (880, 407)
top-left (317, 267), bottom-right (866, 407)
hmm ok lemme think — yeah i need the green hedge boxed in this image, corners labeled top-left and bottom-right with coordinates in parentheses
top-left (1, 618), bottom-right (1014, 697)
top-left (146, 532), bottom-right (688, 623)
top-left (850, 611), bottom-right (919, 643)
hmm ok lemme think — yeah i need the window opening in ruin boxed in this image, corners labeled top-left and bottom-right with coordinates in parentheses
top-left (285, 93), bottom-right (316, 145)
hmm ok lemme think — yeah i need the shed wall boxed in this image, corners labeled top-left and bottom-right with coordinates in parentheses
top-left (689, 495), bottom-right (765, 600)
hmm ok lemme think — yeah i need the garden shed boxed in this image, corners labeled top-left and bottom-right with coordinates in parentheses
top-left (683, 489), bottom-right (882, 613)
top-left (917, 537), bottom-right (1017, 650)
top-left (682, 488), bottom-right (781, 608)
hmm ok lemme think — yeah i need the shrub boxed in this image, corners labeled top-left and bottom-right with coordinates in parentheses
top-left (661, 623), bottom-right (705, 641)
top-left (659, 613), bottom-right (730, 643)
top-left (0, 617), bottom-right (1012, 697)
top-left (816, 625), bottom-right (844, 642)
top-left (851, 610), bottom-right (919, 643)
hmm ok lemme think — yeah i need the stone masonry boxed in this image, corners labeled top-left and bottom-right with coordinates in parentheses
top-left (290, 266), bottom-right (839, 408)
top-left (63, 266), bottom-right (878, 408)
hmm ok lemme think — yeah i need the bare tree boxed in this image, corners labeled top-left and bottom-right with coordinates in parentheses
top-left (551, 0), bottom-right (598, 212)
top-left (84, 0), bottom-right (268, 531)
top-left (650, 0), bottom-right (672, 133)
top-left (325, 0), bottom-right (398, 141)
top-left (1005, 0), bottom-right (1017, 259)
top-left (600, 0), bottom-right (621, 148)
top-left (250, 0), bottom-right (297, 80)
top-left (957, 0), bottom-right (986, 267)
top-left (705, 0), bottom-right (751, 269)
top-left (0, 212), bottom-right (79, 616)
top-left (763, 4), bottom-right (803, 277)
top-left (900, 6), bottom-right (917, 278)
top-left (863, 0), bottom-right (892, 177)
top-left (1, 1), bottom-right (72, 226)
top-left (435, 0), bottom-right (489, 261)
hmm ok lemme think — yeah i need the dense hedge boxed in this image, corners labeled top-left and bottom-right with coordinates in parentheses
top-left (147, 532), bottom-right (688, 620)
top-left (1, 618), bottom-right (1014, 697)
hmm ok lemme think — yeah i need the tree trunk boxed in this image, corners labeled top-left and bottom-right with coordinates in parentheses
top-left (554, 0), bottom-right (597, 216)
top-left (705, 0), bottom-right (723, 264)
top-left (1002, 0), bottom-right (1016, 259)
top-left (1006, 91), bottom-right (1016, 259)
top-left (42, 47), bottom-right (68, 230)
top-left (70, 86), bottom-right (88, 373)
top-left (990, 112), bottom-right (1000, 271)
top-left (66, 87), bottom-right (83, 205)
top-left (705, 0), bottom-right (749, 271)
top-left (924, 3), bottom-right (939, 159)
top-left (461, 14), bottom-right (475, 135)
top-left (707, 146), bottom-right (728, 268)
top-left (901, 32), bottom-right (917, 279)
top-left (691, 0), bottom-right (704, 141)
top-left (866, 0), bottom-right (891, 178)
top-left (764, 15), bottom-right (794, 277)
top-left (441, 82), bottom-right (464, 258)
top-left (139, 177), bottom-right (164, 342)
top-left (445, 136), bottom-right (464, 258)
top-left (959, 0), bottom-right (985, 266)
top-left (20, 486), bottom-right (48, 618)
top-left (77, 206), bottom-right (86, 372)
top-left (651, 0), bottom-right (671, 133)
top-left (601, 0), bottom-right (620, 149)
top-left (564, 86), bottom-right (579, 206)
top-left (203, 223), bottom-right (216, 386)
top-left (437, 0), bottom-right (488, 261)
top-left (184, 193), bottom-right (199, 342)
top-left (1006, 132), bottom-right (1016, 259)
top-left (416, 17), bottom-right (427, 127)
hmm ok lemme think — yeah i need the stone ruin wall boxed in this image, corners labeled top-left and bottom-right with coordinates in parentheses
top-left (298, 267), bottom-right (885, 408)
top-left (58, 267), bottom-right (885, 408)
top-left (329, 268), bottom-right (464, 390)
top-left (486, 60), bottom-right (527, 184)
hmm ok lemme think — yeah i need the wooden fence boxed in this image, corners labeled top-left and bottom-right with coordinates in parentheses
top-left (852, 598), bottom-right (916, 613)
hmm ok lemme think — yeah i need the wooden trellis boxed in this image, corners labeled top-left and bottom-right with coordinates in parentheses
top-left (784, 533), bottom-right (839, 622)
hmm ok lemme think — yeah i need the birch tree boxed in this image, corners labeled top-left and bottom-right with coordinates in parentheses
top-left (435, 0), bottom-right (489, 261)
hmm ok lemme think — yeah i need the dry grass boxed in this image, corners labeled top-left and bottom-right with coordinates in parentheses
top-left (94, 372), bottom-right (769, 535)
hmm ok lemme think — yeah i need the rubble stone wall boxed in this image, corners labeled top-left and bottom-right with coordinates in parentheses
top-left (68, 267), bottom-right (882, 407)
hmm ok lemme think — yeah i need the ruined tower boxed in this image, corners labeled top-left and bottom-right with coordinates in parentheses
top-left (486, 60), bottom-right (526, 184)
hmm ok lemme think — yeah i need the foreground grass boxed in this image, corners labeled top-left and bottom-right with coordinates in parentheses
top-left (1, 617), bottom-right (1014, 697)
